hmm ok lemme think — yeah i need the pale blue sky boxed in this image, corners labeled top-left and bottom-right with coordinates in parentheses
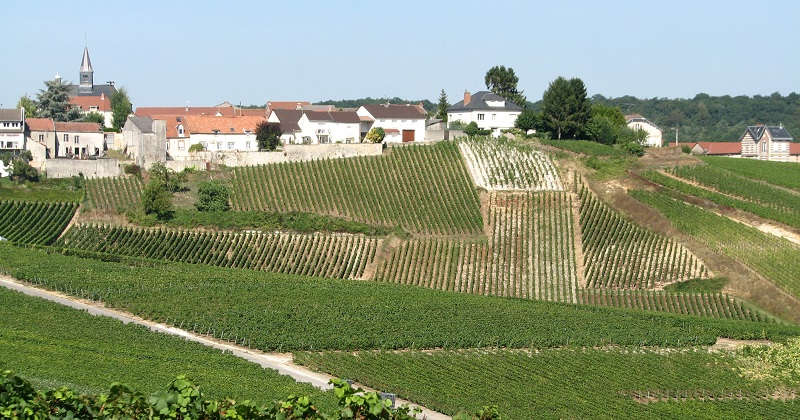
top-left (3, 0), bottom-right (798, 108)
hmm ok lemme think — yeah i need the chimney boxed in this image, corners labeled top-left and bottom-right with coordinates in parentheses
top-left (100, 92), bottom-right (104, 101)
top-left (464, 90), bottom-right (471, 106)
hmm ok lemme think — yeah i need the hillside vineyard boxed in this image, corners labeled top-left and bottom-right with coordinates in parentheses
top-left (458, 137), bottom-right (564, 191)
top-left (0, 200), bottom-right (77, 245)
top-left (86, 176), bottom-right (144, 212)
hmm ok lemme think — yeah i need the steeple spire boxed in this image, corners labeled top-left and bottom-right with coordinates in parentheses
top-left (79, 46), bottom-right (94, 94)
top-left (80, 46), bottom-right (93, 73)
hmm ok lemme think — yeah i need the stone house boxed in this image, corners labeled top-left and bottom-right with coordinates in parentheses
top-left (740, 124), bottom-right (795, 162)
top-left (122, 115), bottom-right (167, 168)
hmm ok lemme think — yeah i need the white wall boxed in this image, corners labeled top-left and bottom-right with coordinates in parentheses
top-left (167, 143), bottom-right (383, 166)
top-left (167, 133), bottom-right (258, 160)
top-left (296, 114), bottom-right (360, 144)
top-left (356, 107), bottom-right (426, 143)
top-left (628, 121), bottom-right (663, 147)
top-left (44, 158), bottom-right (120, 178)
top-left (56, 131), bottom-right (105, 157)
top-left (0, 132), bottom-right (25, 150)
top-left (447, 110), bottom-right (520, 137)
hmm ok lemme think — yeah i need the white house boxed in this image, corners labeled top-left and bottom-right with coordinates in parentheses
top-left (54, 122), bottom-right (106, 158)
top-left (0, 108), bottom-right (26, 152)
top-left (447, 91), bottom-right (522, 137)
top-left (356, 104), bottom-right (427, 143)
top-left (69, 92), bottom-right (114, 128)
top-left (740, 124), bottom-right (795, 162)
top-left (268, 109), bottom-right (303, 144)
top-left (159, 115), bottom-right (263, 160)
top-left (625, 114), bottom-right (663, 147)
top-left (296, 111), bottom-right (361, 144)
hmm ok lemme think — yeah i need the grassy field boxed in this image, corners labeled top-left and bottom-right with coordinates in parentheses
top-left (631, 190), bottom-right (800, 300)
top-left (2, 244), bottom-right (798, 352)
top-left (0, 200), bottom-right (77, 245)
top-left (57, 225), bottom-right (378, 279)
top-left (702, 156), bottom-right (800, 191)
top-left (375, 192), bottom-right (578, 302)
top-left (0, 178), bottom-right (83, 202)
top-left (578, 185), bottom-right (708, 288)
top-left (0, 286), bottom-right (336, 408)
top-left (230, 142), bottom-right (483, 235)
top-left (295, 347), bottom-right (800, 418)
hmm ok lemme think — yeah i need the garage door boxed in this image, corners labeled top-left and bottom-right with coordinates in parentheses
top-left (402, 130), bottom-right (415, 142)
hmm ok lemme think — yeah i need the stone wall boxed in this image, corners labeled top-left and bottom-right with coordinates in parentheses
top-left (169, 143), bottom-right (383, 169)
top-left (44, 158), bottom-right (121, 179)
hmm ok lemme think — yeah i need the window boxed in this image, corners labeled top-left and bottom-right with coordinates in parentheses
top-left (166, 142), bottom-right (170, 150)
top-left (245, 141), bottom-right (251, 149)
top-left (74, 135), bottom-right (80, 144)
top-left (178, 140), bottom-right (185, 150)
top-left (64, 134), bottom-right (69, 142)
top-left (89, 106), bottom-right (98, 111)
top-left (317, 135), bottom-right (329, 144)
top-left (38, 134), bottom-right (44, 141)
top-left (345, 137), bottom-right (354, 144)
top-left (491, 114), bottom-right (496, 120)
top-left (227, 142), bottom-right (234, 150)
top-left (216, 141), bottom-right (222, 150)
top-left (177, 125), bottom-right (184, 137)
top-left (477, 114), bottom-right (485, 121)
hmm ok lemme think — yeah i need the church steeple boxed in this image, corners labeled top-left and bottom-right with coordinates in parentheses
top-left (79, 46), bottom-right (94, 94)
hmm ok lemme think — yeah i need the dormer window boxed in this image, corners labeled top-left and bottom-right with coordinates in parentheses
top-left (177, 124), bottom-right (185, 137)
top-left (212, 129), bottom-right (220, 135)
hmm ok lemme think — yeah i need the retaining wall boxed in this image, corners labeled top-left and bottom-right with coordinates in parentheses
top-left (44, 158), bottom-right (121, 179)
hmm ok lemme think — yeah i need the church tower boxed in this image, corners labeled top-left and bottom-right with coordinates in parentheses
top-left (78, 46), bottom-right (94, 94)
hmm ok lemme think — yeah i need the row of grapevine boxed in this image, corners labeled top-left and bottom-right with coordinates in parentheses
top-left (577, 184), bottom-right (708, 288)
top-left (374, 192), bottom-right (578, 303)
top-left (631, 189), bottom-right (800, 300)
top-left (576, 289), bottom-right (769, 323)
top-left (86, 176), bottom-right (144, 212)
top-left (229, 142), bottom-right (483, 235)
top-left (56, 225), bottom-right (378, 279)
top-left (458, 137), bottom-right (564, 191)
top-left (0, 200), bottom-right (77, 245)
top-left (701, 155), bottom-right (800, 192)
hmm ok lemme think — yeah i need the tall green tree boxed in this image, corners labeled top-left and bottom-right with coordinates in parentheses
top-left (436, 89), bottom-right (449, 121)
top-left (484, 66), bottom-right (526, 106)
top-left (16, 96), bottom-right (37, 118)
top-left (514, 109), bottom-right (541, 133)
top-left (36, 79), bottom-right (80, 122)
top-left (541, 77), bottom-right (591, 139)
top-left (111, 88), bottom-right (133, 131)
top-left (255, 121), bottom-right (281, 151)
top-left (586, 104), bottom-right (627, 144)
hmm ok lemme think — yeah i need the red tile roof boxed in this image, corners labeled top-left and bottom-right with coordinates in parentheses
top-left (695, 142), bottom-right (741, 155)
top-left (54, 122), bottom-right (102, 133)
top-left (69, 95), bottom-right (111, 112)
top-left (137, 107), bottom-right (236, 117)
top-left (184, 115), bottom-right (265, 134)
top-left (26, 118), bottom-right (55, 131)
top-left (267, 101), bottom-right (311, 112)
top-left (791, 143), bottom-right (800, 155)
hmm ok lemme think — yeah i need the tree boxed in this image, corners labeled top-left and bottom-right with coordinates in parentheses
top-left (365, 127), bottom-right (385, 143)
top-left (436, 89), bottom-right (449, 121)
top-left (255, 121), bottom-right (281, 151)
top-left (148, 162), bottom-right (187, 193)
top-left (16, 96), bottom-right (37, 118)
top-left (541, 77), bottom-right (591, 139)
top-left (111, 88), bottom-right (132, 131)
top-left (36, 79), bottom-right (78, 122)
top-left (195, 180), bottom-right (231, 212)
top-left (464, 121), bottom-right (490, 137)
top-left (141, 180), bottom-right (173, 220)
top-left (586, 104), bottom-right (627, 144)
top-left (514, 109), bottom-right (541, 133)
top-left (9, 152), bottom-right (39, 183)
top-left (81, 112), bottom-right (105, 124)
top-left (484, 65), bottom-right (526, 106)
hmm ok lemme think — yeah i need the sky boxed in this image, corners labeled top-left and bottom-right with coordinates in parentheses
top-left (2, 0), bottom-right (799, 108)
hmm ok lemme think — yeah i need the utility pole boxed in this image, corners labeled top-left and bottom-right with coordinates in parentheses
top-left (674, 127), bottom-right (679, 146)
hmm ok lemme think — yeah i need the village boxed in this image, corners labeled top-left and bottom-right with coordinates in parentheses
top-left (3, 46), bottom-right (795, 179)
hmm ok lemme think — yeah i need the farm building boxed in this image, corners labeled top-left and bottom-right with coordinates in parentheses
top-left (687, 142), bottom-right (742, 157)
top-left (740, 124), bottom-right (796, 162)
top-left (447, 91), bottom-right (522, 137)
top-left (357, 104), bottom-right (427, 143)
top-left (122, 115), bottom-right (167, 167)
top-left (626, 114), bottom-right (663, 147)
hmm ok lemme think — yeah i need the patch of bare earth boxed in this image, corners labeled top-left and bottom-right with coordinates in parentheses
top-left (710, 338), bottom-right (773, 352)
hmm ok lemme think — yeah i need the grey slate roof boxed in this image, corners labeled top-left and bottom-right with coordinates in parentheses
top-left (272, 109), bottom-right (302, 133)
top-left (128, 115), bottom-right (154, 133)
top-left (361, 104), bottom-right (426, 119)
top-left (745, 125), bottom-right (794, 142)
top-left (66, 83), bottom-right (117, 97)
top-left (304, 110), bottom-right (360, 123)
top-left (447, 91), bottom-right (523, 112)
top-left (0, 109), bottom-right (24, 121)
top-left (80, 47), bottom-right (93, 72)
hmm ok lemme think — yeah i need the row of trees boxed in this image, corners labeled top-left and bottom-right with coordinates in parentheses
top-left (16, 78), bottom-right (132, 131)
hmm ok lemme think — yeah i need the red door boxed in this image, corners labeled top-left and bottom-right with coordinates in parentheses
top-left (402, 130), bottom-right (415, 142)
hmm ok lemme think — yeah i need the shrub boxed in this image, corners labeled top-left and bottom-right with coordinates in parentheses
top-left (148, 162), bottom-right (187, 193)
top-left (81, 112), bottom-right (105, 125)
top-left (195, 180), bottom-right (230, 212)
top-left (623, 142), bottom-right (645, 157)
top-left (681, 145), bottom-right (692, 154)
top-left (141, 180), bottom-right (173, 220)
top-left (188, 143), bottom-right (205, 153)
top-left (123, 163), bottom-right (142, 178)
top-left (10, 158), bottom-right (39, 183)
top-left (365, 127), bottom-right (386, 143)
top-left (464, 122), bottom-right (490, 137)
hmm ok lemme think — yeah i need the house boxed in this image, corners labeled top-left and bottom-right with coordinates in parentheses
top-left (155, 115), bottom-right (264, 160)
top-left (447, 91), bottom-right (522, 137)
top-left (267, 109), bottom-right (303, 144)
top-left (0, 109), bottom-right (25, 152)
top-left (122, 115), bottom-right (167, 167)
top-left (356, 104), bottom-right (427, 143)
top-left (65, 47), bottom-right (119, 128)
top-left (626, 114), bottom-right (663, 147)
top-left (740, 124), bottom-right (795, 162)
top-left (296, 111), bottom-right (361, 144)
top-left (25, 118), bottom-right (57, 160)
top-left (687, 142), bottom-right (742, 157)
top-left (54, 122), bottom-right (105, 158)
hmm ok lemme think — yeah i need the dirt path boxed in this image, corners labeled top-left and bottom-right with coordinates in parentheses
top-left (57, 204), bottom-right (84, 240)
top-left (0, 275), bottom-right (450, 420)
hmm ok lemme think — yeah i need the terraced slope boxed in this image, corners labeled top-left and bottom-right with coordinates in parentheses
top-left (86, 176), bottom-right (144, 211)
top-left (578, 186), bottom-right (708, 288)
top-left (230, 142), bottom-right (482, 235)
top-left (56, 225), bottom-right (377, 279)
top-left (458, 137), bottom-right (563, 191)
top-left (0, 200), bottom-right (77, 245)
top-left (375, 192), bottom-right (579, 303)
